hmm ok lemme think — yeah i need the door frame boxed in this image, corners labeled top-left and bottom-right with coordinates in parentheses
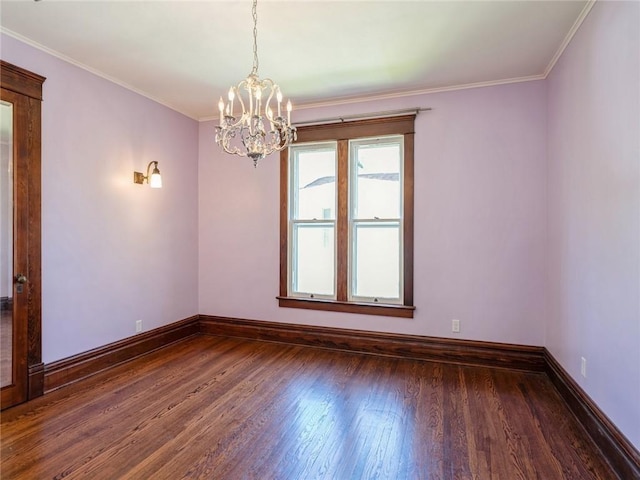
top-left (0, 60), bottom-right (45, 408)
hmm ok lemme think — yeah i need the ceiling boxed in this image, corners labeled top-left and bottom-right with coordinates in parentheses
top-left (0, 0), bottom-right (592, 121)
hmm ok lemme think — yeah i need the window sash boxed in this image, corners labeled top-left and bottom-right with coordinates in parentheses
top-left (288, 141), bottom-right (338, 299)
top-left (348, 136), bottom-right (404, 303)
top-left (289, 219), bottom-right (336, 300)
top-left (349, 136), bottom-right (404, 221)
top-left (290, 141), bottom-right (337, 221)
top-left (349, 219), bottom-right (403, 304)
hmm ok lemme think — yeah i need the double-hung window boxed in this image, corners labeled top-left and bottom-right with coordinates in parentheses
top-left (279, 115), bottom-right (415, 318)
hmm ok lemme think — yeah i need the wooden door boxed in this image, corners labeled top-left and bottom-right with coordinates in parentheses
top-left (0, 61), bottom-right (44, 409)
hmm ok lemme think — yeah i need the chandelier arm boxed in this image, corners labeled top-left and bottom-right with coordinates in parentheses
top-left (265, 132), bottom-right (281, 155)
top-left (235, 92), bottom-right (247, 126)
top-left (226, 113), bottom-right (248, 131)
top-left (265, 87), bottom-right (275, 122)
top-left (219, 128), bottom-right (246, 157)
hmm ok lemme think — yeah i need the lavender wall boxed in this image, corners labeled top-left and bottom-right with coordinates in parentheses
top-left (1, 34), bottom-right (199, 363)
top-left (546, 1), bottom-right (640, 449)
top-left (199, 80), bottom-right (548, 346)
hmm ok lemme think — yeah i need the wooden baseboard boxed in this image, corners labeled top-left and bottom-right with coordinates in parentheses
top-left (544, 349), bottom-right (640, 479)
top-left (199, 315), bottom-right (546, 372)
top-left (43, 316), bottom-right (199, 392)
top-left (28, 362), bottom-right (44, 399)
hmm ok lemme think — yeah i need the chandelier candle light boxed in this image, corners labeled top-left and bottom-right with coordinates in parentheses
top-left (215, 0), bottom-right (296, 167)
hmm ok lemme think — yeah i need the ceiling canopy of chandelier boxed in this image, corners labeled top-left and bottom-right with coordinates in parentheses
top-left (215, 0), bottom-right (296, 167)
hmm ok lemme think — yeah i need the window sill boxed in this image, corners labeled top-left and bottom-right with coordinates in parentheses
top-left (277, 296), bottom-right (415, 318)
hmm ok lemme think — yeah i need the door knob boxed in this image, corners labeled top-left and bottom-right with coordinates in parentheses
top-left (15, 274), bottom-right (28, 284)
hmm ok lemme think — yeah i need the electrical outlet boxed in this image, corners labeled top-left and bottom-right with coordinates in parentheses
top-left (580, 357), bottom-right (587, 378)
top-left (452, 319), bottom-right (460, 333)
top-left (136, 320), bottom-right (143, 333)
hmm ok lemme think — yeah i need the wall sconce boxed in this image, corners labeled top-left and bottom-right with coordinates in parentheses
top-left (133, 161), bottom-right (162, 188)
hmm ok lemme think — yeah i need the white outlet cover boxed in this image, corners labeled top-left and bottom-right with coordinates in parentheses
top-left (452, 319), bottom-right (460, 333)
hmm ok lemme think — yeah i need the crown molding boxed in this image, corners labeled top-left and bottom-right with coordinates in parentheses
top-left (198, 74), bottom-right (545, 123)
top-left (0, 27), bottom-right (197, 121)
top-left (544, 0), bottom-right (596, 77)
top-left (295, 75), bottom-right (547, 112)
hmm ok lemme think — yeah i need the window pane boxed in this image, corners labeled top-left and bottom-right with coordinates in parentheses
top-left (292, 144), bottom-right (336, 220)
top-left (352, 139), bottom-right (401, 219)
top-left (292, 224), bottom-right (335, 296)
top-left (352, 223), bottom-right (400, 300)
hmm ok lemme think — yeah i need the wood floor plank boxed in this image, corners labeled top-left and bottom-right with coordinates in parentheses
top-left (77, 340), bottom-right (302, 479)
top-left (1, 335), bottom-right (619, 480)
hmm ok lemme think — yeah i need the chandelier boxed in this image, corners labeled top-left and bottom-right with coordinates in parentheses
top-left (215, 0), bottom-right (296, 167)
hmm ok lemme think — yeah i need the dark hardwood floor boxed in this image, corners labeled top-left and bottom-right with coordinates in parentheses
top-left (1, 335), bottom-right (617, 479)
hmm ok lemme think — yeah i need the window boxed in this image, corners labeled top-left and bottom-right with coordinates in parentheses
top-left (279, 115), bottom-right (415, 318)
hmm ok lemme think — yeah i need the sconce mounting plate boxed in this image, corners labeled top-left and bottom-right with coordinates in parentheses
top-left (133, 171), bottom-right (145, 184)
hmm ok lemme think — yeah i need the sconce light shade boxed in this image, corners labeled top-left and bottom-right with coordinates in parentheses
top-left (134, 161), bottom-right (162, 188)
top-left (149, 164), bottom-right (162, 188)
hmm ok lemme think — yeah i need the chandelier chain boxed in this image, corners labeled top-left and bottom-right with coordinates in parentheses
top-left (251, 0), bottom-right (259, 75)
